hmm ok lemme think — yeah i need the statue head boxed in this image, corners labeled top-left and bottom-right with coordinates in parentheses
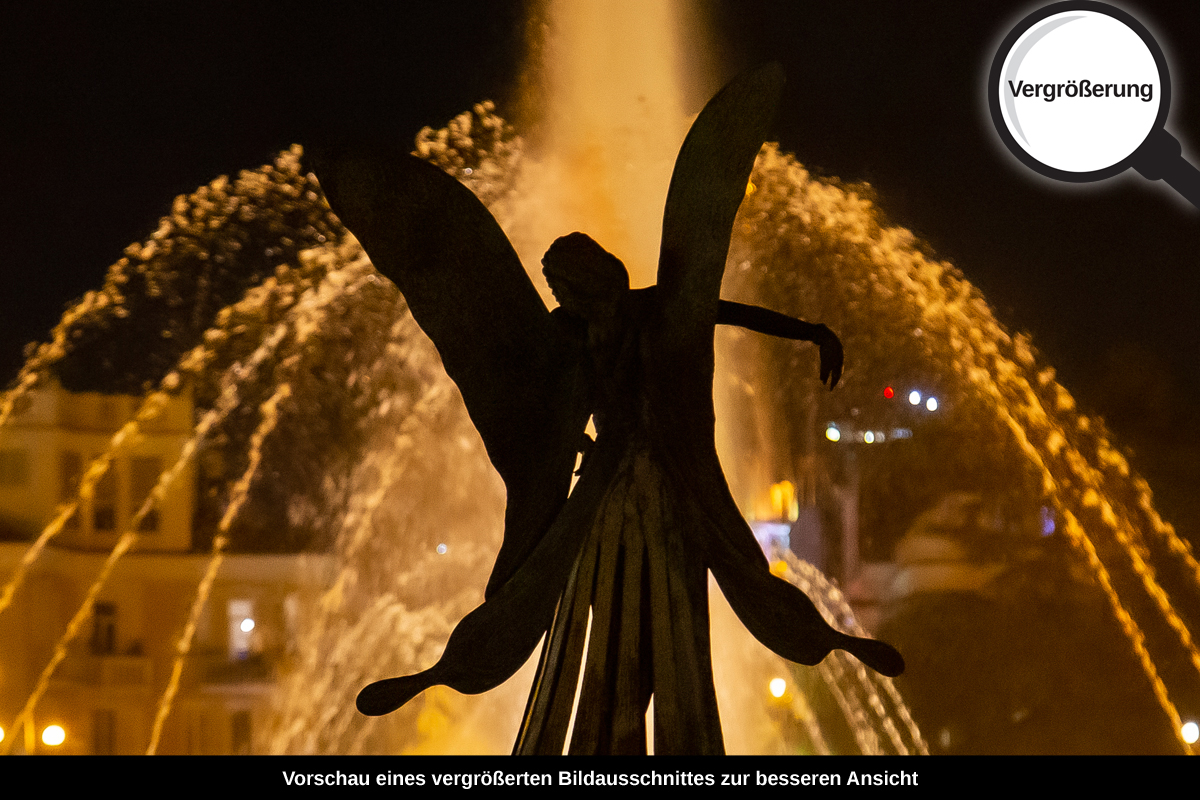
top-left (541, 232), bottom-right (630, 323)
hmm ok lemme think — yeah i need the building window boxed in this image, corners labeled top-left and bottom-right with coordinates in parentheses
top-left (231, 710), bottom-right (252, 755)
top-left (284, 593), bottom-right (300, 655)
top-left (92, 709), bottom-right (116, 755)
top-left (0, 449), bottom-right (30, 486)
top-left (227, 599), bottom-right (256, 660)
top-left (91, 602), bottom-right (117, 654)
top-left (131, 456), bottom-right (163, 532)
top-left (59, 451), bottom-right (82, 529)
top-left (93, 464), bottom-right (116, 532)
top-left (187, 713), bottom-right (208, 755)
top-left (97, 397), bottom-right (118, 428)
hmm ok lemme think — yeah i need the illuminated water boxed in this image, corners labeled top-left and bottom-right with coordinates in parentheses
top-left (3, 121), bottom-right (1194, 757)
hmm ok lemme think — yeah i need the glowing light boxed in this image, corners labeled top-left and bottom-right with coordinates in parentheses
top-left (767, 481), bottom-right (798, 522)
top-left (42, 725), bottom-right (65, 746)
top-left (1183, 721), bottom-right (1199, 744)
top-left (240, 617), bottom-right (255, 633)
top-left (825, 425), bottom-right (841, 442)
top-left (908, 390), bottom-right (921, 405)
top-left (745, 179), bottom-right (756, 196)
top-left (769, 678), bottom-right (787, 698)
top-left (863, 431), bottom-right (875, 444)
top-left (436, 543), bottom-right (448, 555)
top-left (0, 726), bottom-right (4, 744)
top-left (883, 386), bottom-right (894, 399)
top-left (1041, 507), bottom-right (1056, 536)
top-left (925, 397), bottom-right (938, 411)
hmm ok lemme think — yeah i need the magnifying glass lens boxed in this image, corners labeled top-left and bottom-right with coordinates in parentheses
top-left (991, 2), bottom-right (1200, 209)
top-left (998, 10), bottom-right (1161, 174)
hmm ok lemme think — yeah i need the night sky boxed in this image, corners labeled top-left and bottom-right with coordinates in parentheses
top-left (3, 1), bottom-right (1199, 534)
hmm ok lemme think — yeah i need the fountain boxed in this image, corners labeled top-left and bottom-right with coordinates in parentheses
top-left (1, 0), bottom-right (1198, 756)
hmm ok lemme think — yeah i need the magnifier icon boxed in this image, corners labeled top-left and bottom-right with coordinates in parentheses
top-left (989, 1), bottom-right (1200, 209)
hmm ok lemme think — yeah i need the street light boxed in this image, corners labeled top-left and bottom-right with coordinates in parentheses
top-left (42, 725), bottom-right (65, 746)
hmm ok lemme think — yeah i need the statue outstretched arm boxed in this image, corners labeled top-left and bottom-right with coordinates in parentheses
top-left (717, 300), bottom-right (843, 388)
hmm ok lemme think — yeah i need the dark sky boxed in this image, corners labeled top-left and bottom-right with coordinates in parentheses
top-left (3, 1), bottom-right (1198, 523)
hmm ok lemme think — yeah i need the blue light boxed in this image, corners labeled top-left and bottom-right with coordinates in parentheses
top-left (1040, 507), bottom-right (1056, 536)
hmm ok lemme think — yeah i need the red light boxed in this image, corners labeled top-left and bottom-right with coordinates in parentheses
top-left (883, 386), bottom-right (894, 399)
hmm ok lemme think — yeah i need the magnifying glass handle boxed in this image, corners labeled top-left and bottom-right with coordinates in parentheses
top-left (1132, 128), bottom-right (1200, 210)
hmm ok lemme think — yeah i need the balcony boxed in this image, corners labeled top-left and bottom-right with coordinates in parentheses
top-left (52, 653), bottom-right (153, 687)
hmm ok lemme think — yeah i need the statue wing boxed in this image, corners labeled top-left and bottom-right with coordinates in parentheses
top-left (654, 62), bottom-right (784, 354)
top-left (650, 67), bottom-right (905, 679)
top-left (311, 149), bottom-right (589, 597)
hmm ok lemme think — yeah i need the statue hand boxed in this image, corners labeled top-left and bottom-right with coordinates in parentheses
top-left (816, 324), bottom-right (843, 389)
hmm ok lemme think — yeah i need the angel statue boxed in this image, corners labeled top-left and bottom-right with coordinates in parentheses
top-left (311, 63), bottom-right (903, 755)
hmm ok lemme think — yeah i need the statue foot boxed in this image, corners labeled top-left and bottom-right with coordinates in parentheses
top-left (356, 672), bottom-right (436, 716)
top-left (840, 634), bottom-right (905, 678)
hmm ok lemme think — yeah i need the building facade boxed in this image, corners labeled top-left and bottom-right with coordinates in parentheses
top-left (0, 381), bottom-right (324, 754)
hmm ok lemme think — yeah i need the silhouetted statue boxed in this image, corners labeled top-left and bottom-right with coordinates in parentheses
top-left (312, 63), bottom-right (903, 755)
